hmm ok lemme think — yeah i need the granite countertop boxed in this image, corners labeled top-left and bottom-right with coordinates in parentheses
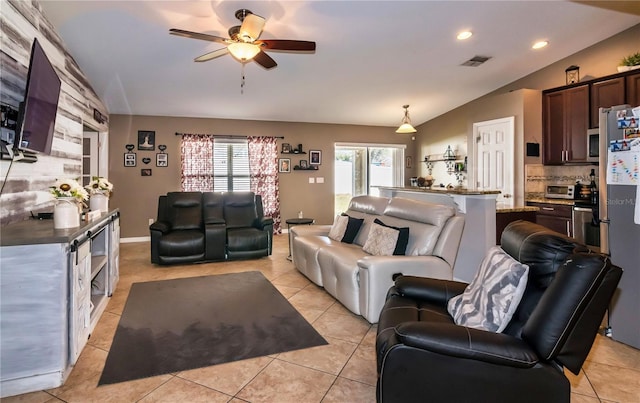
top-left (525, 198), bottom-right (576, 206)
top-left (497, 197), bottom-right (580, 212)
top-left (496, 205), bottom-right (540, 213)
top-left (380, 186), bottom-right (501, 195)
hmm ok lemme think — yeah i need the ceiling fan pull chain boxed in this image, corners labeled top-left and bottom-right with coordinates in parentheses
top-left (240, 63), bottom-right (246, 94)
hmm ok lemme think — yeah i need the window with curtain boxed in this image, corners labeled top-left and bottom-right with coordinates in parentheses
top-left (180, 134), bottom-right (281, 233)
top-left (180, 135), bottom-right (250, 192)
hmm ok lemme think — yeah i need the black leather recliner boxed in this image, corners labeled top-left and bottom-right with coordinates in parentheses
top-left (224, 192), bottom-right (273, 260)
top-left (375, 220), bottom-right (622, 403)
top-left (150, 191), bottom-right (273, 265)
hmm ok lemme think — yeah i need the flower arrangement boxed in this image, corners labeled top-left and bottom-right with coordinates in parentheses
top-left (85, 176), bottom-right (114, 196)
top-left (50, 178), bottom-right (88, 202)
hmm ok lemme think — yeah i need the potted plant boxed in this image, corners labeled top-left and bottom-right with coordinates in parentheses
top-left (50, 178), bottom-right (88, 228)
top-left (85, 176), bottom-right (114, 213)
top-left (618, 52), bottom-right (640, 72)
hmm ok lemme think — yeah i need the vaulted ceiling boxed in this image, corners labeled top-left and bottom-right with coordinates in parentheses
top-left (42, 1), bottom-right (640, 127)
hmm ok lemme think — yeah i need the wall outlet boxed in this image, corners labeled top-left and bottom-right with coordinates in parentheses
top-left (148, 218), bottom-right (154, 225)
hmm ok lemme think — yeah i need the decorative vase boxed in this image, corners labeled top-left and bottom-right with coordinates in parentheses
top-left (90, 192), bottom-right (109, 213)
top-left (54, 197), bottom-right (80, 229)
top-left (617, 65), bottom-right (640, 73)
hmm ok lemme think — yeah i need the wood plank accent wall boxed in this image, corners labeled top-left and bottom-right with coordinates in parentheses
top-left (0, 0), bottom-right (108, 225)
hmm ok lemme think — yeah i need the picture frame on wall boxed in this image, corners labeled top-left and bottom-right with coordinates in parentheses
top-left (141, 168), bottom-right (152, 176)
top-left (281, 143), bottom-right (291, 153)
top-left (300, 159), bottom-right (308, 169)
top-left (279, 158), bottom-right (291, 173)
top-left (138, 130), bottom-right (155, 151)
top-left (405, 156), bottom-right (413, 169)
top-left (124, 152), bottom-right (136, 167)
top-left (156, 153), bottom-right (168, 167)
top-left (309, 150), bottom-right (322, 165)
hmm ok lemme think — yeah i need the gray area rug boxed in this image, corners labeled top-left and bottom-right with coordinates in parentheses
top-left (99, 271), bottom-right (327, 385)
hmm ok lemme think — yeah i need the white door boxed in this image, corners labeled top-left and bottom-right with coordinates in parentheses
top-left (82, 131), bottom-right (99, 186)
top-left (473, 117), bottom-right (514, 205)
top-left (83, 130), bottom-right (109, 186)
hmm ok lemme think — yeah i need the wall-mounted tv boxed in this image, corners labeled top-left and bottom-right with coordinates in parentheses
top-left (16, 38), bottom-right (61, 155)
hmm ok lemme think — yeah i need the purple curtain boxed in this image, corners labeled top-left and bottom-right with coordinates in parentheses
top-left (180, 134), bottom-right (213, 191)
top-left (248, 136), bottom-right (282, 234)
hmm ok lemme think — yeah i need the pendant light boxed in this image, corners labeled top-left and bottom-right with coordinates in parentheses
top-left (395, 105), bottom-right (417, 133)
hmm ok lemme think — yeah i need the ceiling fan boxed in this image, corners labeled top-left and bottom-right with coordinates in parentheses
top-left (169, 9), bottom-right (316, 70)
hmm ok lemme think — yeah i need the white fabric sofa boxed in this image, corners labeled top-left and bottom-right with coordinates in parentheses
top-left (291, 195), bottom-right (465, 323)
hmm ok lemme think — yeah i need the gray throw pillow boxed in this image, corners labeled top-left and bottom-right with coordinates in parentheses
top-left (447, 246), bottom-right (529, 333)
top-left (363, 221), bottom-right (402, 256)
top-left (328, 215), bottom-right (349, 241)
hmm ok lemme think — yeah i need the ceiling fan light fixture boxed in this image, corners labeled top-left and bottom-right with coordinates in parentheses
top-left (228, 42), bottom-right (261, 62)
top-left (395, 105), bottom-right (417, 133)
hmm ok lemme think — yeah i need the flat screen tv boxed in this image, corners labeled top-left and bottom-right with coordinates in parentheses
top-left (16, 38), bottom-right (61, 155)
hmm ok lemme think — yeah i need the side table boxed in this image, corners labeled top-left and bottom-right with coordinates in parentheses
top-left (286, 217), bottom-right (314, 260)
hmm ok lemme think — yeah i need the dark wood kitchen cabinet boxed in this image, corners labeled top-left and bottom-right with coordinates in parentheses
top-left (627, 71), bottom-right (640, 107)
top-left (543, 85), bottom-right (589, 164)
top-left (527, 202), bottom-right (572, 237)
top-left (590, 77), bottom-right (625, 128)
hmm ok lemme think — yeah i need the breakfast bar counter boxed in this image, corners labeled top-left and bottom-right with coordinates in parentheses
top-left (376, 187), bottom-right (500, 282)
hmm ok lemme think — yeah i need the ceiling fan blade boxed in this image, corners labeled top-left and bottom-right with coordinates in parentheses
top-left (253, 51), bottom-right (277, 70)
top-left (239, 13), bottom-right (265, 41)
top-left (257, 40), bottom-right (316, 52)
top-left (169, 28), bottom-right (229, 44)
top-left (194, 48), bottom-right (229, 62)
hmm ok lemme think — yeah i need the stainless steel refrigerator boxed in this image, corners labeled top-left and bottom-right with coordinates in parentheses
top-left (598, 105), bottom-right (640, 349)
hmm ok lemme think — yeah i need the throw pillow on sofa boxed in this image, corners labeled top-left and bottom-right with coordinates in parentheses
top-left (362, 218), bottom-right (409, 256)
top-left (328, 214), bottom-right (364, 244)
top-left (447, 245), bottom-right (529, 333)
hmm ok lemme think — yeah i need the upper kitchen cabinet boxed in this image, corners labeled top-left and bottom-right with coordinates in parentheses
top-left (543, 84), bottom-right (589, 164)
top-left (590, 77), bottom-right (625, 128)
top-left (542, 69), bottom-right (640, 165)
top-left (626, 72), bottom-right (640, 107)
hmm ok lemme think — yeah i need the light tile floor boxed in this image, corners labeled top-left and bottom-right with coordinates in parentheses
top-left (4, 235), bottom-right (639, 403)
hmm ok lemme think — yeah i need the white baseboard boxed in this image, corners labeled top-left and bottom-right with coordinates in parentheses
top-left (121, 236), bottom-right (150, 243)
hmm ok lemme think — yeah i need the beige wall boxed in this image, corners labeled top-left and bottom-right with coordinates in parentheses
top-left (414, 89), bottom-right (541, 206)
top-left (109, 115), bottom-right (414, 237)
top-left (414, 23), bottom-right (640, 200)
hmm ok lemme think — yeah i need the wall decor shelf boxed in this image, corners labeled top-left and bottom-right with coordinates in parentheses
top-left (281, 143), bottom-right (307, 154)
top-left (423, 155), bottom-right (467, 175)
top-left (293, 166), bottom-right (318, 171)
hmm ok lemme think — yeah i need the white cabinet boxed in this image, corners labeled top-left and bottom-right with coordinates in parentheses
top-left (0, 210), bottom-right (120, 398)
top-left (70, 240), bottom-right (91, 364)
top-left (108, 215), bottom-right (120, 295)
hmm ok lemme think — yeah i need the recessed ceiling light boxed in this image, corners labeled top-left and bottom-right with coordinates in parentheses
top-left (532, 40), bottom-right (548, 50)
top-left (457, 31), bottom-right (473, 40)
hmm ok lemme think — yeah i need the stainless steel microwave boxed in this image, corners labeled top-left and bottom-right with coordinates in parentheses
top-left (587, 128), bottom-right (599, 162)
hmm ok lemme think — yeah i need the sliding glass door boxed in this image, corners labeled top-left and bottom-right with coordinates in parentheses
top-left (334, 144), bottom-right (404, 214)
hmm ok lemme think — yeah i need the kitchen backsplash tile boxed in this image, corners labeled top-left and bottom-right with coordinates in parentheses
top-left (525, 164), bottom-right (598, 198)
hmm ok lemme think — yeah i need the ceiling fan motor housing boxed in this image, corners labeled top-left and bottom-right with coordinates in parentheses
top-left (235, 9), bottom-right (253, 22)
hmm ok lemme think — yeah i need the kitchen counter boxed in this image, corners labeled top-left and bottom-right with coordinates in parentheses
top-left (497, 205), bottom-right (540, 213)
top-left (387, 186), bottom-right (501, 196)
top-left (526, 197), bottom-right (576, 206)
top-left (377, 186), bottom-right (499, 282)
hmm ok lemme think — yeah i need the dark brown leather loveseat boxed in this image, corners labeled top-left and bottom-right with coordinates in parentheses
top-left (150, 191), bottom-right (273, 265)
top-left (375, 220), bottom-right (622, 403)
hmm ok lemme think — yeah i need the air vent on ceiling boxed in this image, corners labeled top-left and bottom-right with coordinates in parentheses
top-left (461, 55), bottom-right (491, 67)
